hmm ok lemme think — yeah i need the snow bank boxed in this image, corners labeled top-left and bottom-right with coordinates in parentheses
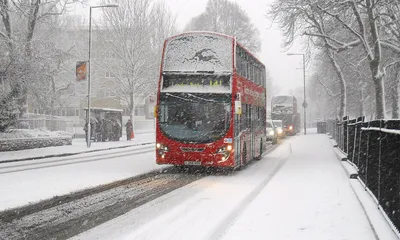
top-left (0, 128), bottom-right (72, 152)
top-left (0, 128), bottom-right (72, 139)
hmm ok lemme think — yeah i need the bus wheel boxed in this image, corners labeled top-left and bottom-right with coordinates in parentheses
top-left (242, 143), bottom-right (247, 165)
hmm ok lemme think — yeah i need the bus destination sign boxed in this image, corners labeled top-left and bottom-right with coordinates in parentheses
top-left (162, 75), bottom-right (230, 90)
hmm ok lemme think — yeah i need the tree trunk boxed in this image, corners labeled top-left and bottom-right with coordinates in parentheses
top-left (25, 0), bottom-right (40, 56)
top-left (359, 89), bottom-right (364, 117)
top-left (366, 0), bottom-right (385, 119)
top-left (392, 86), bottom-right (399, 119)
top-left (326, 50), bottom-right (346, 119)
top-left (371, 66), bottom-right (386, 119)
top-left (129, 91), bottom-right (135, 130)
top-left (50, 77), bottom-right (56, 120)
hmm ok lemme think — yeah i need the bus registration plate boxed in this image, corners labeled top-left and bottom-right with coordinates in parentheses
top-left (184, 161), bottom-right (201, 166)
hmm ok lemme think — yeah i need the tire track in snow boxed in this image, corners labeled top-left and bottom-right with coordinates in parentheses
top-left (207, 143), bottom-right (291, 239)
top-left (0, 145), bottom-right (154, 174)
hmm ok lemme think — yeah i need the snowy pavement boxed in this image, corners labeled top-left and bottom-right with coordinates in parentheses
top-left (0, 132), bottom-right (155, 162)
top-left (72, 130), bottom-right (377, 240)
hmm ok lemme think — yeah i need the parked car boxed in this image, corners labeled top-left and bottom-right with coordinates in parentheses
top-left (266, 119), bottom-right (278, 144)
top-left (272, 120), bottom-right (285, 139)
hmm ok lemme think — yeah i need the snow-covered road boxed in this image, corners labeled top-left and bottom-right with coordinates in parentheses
top-left (72, 130), bottom-right (376, 240)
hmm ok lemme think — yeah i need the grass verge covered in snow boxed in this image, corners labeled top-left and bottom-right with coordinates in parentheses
top-left (0, 128), bottom-right (72, 152)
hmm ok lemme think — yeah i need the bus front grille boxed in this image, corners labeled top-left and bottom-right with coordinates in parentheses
top-left (180, 147), bottom-right (205, 152)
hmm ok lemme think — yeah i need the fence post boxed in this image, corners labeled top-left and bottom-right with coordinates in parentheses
top-left (378, 120), bottom-right (384, 206)
top-left (365, 121), bottom-right (370, 190)
top-left (351, 119), bottom-right (360, 165)
top-left (343, 116), bottom-right (349, 154)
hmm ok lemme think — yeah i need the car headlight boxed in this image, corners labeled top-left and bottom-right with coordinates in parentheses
top-left (269, 130), bottom-right (275, 136)
top-left (277, 128), bottom-right (283, 134)
top-left (289, 125), bottom-right (293, 130)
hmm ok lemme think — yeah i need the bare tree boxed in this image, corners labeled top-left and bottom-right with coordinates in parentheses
top-left (96, 0), bottom-right (176, 125)
top-left (0, 0), bottom-right (85, 116)
top-left (185, 0), bottom-right (261, 53)
top-left (269, 0), bottom-right (398, 119)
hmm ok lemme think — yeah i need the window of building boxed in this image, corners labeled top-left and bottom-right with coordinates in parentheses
top-left (105, 90), bottom-right (116, 97)
top-left (66, 108), bottom-right (75, 116)
top-left (105, 71), bottom-right (116, 78)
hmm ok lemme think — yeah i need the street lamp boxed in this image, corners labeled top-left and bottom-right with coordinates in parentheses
top-left (86, 4), bottom-right (119, 147)
top-left (287, 53), bottom-right (307, 135)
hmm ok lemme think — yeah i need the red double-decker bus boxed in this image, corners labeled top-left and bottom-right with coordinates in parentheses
top-left (155, 32), bottom-right (267, 169)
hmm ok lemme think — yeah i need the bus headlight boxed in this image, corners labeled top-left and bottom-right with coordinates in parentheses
top-left (216, 146), bottom-right (231, 161)
top-left (156, 143), bottom-right (169, 153)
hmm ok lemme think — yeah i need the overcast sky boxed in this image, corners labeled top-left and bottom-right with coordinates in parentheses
top-left (86, 0), bottom-right (306, 94)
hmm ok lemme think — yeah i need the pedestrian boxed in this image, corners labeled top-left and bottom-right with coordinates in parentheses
top-left (107, 119), bottom-right (113, 141)
top-left (95, 118), bottom-right (101, 142)
top-left (113, 120), bottom-right (121, 141)
top-left (101, 119), bottom-right (107, 142)
top-left (125, 119), bottom-right (133, 141)
top-left (84, 121), bottom-right (88, 143)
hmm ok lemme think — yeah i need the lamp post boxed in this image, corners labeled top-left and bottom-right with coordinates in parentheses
top-left (287, 53), bottom-right (307, 135)
top-left (86, 4), bottom-right (118, 148)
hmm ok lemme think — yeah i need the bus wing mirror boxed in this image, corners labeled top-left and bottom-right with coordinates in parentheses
top-left (235, 93), bottom-right (241, 101)
top-left (235, 101), bottom-right (242, 115)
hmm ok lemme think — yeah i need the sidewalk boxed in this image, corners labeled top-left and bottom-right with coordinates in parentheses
top-left (0, 131), bottom-right (155, 163)
top-left (222, 129), bottom-right (395, 240)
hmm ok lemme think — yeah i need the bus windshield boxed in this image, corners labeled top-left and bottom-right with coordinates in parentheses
top-left (158, 93), bottom-right (231, 143)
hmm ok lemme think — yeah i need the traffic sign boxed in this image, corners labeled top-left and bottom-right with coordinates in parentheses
top-left (76, 61), bottom-right (88, 82)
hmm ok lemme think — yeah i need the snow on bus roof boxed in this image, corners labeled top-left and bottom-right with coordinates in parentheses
top-left (162, 85), bottom-right (230, 94)
top-left (165, 31), bottom-right (265, 68)
top-left (164, 33), bottom-right (233, 73)
top-left (165, 31), bottom-right (234, 42)
top-left (84, 107), bottom-right (123, 112)
top-left (162, 71), bottom-right (232, 76)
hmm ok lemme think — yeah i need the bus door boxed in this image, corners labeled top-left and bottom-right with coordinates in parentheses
top-left (234, 113), bottom-right (241, 167)
top-left (250, 105), bottom-right (255, 160)
top-left (234, 94), bottom-right (241, 167)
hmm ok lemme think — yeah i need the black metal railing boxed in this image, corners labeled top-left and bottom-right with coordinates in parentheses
top-left (327, 116), bottom-right (400, 232)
